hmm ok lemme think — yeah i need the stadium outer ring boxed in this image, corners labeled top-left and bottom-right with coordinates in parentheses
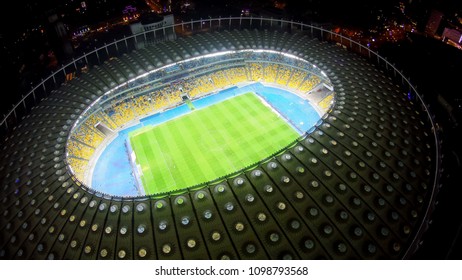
top-left (0, 17), bottom-right (441, 259)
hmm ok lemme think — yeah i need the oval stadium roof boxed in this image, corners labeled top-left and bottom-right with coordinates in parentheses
top-left (0, 26), bottom-right (439, 260)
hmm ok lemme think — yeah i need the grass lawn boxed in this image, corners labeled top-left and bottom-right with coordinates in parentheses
top-left (128, 92), bottom-right (299, 195)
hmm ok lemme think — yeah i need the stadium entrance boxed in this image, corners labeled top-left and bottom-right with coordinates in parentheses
top-left (181, 92), bottom-right (195, 111)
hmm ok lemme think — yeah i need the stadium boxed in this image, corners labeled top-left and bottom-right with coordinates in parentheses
top-left (0, 17), bottom-right (441, 259)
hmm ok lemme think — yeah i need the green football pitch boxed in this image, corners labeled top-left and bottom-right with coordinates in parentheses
top-left (128, 92), bottom-right (299, 195)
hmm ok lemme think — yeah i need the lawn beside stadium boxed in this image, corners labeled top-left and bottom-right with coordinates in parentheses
top-left (128, 92), bottom-right (300, 195)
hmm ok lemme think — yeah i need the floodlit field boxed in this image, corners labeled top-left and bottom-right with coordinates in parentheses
top-left (128, 92), bottom-right (299, 195)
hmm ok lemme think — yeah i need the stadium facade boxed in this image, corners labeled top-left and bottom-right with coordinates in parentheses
top-left (0, 17), bottom-right (441, 259)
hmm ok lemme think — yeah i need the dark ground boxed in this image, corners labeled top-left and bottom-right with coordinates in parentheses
top-left (378, 33), bottom-right (462, 260)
